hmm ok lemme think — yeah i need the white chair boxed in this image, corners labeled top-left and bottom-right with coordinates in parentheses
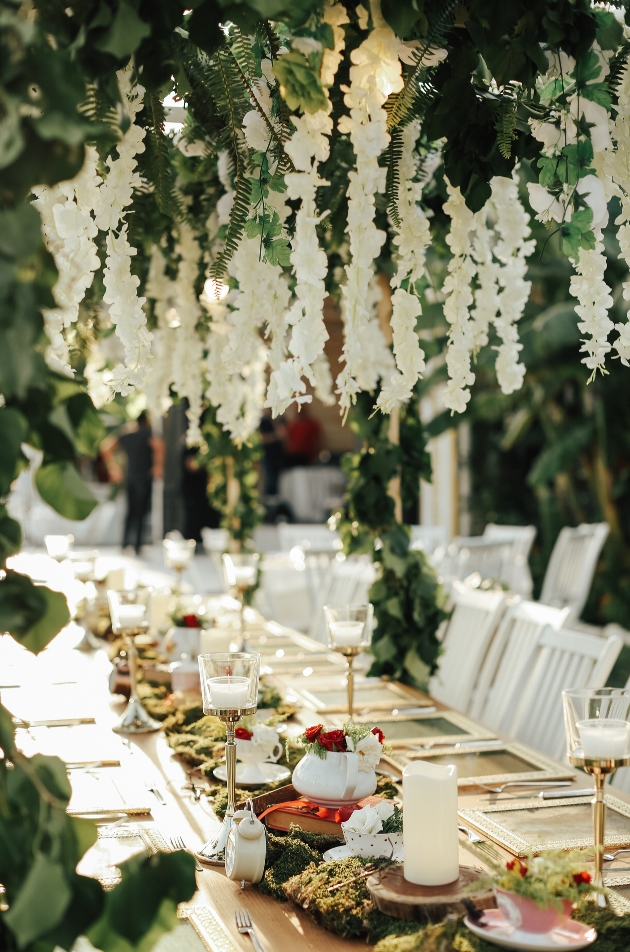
top-left (539, 523), bottom-right (610, 623)
top-left (308, 556), bottom-right (376, 642)
top-left (409, 525), bottom-right (448, 557)
top-left (470, 600), bottom-right (571, 731)
top-left (508, 626), bottom-right (623, 760)
top-left (434, 536), bottom-right (518, 591)
top-left (483, 524), bottom-right (536, 597)
top-left (257, 553), bottom-right (312, 632)
top-left (277, 523), bottom-right (341, 554)
top-left (429, 583), bottom-right (508, 713)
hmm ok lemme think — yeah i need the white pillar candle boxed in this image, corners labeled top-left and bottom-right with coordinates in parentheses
top-left (105, 568), bottom-right (125, 591)
top-left (403, 760), bottom-right (459, 886)
top-left (329, 620), bottom-right (364, 646)
top-left (208, 677), bottom-right (250, 709)
top-left (149, 593), bottom-right (172, 634)
top-left (72, 561), bottom-right (94, 582)
top-left (578, 719), bottom-right (630, 759)
top-left (116, 604), bottom-right (148, 630)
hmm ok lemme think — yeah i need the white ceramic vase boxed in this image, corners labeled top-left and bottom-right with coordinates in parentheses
top-left (163, 625), bottom-right (201, 662)
top-left (235, 736), bottom-right (283, 784)
top-left (291, 750), bottom-right (377, 808)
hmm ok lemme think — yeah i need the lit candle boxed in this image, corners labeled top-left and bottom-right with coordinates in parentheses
top-left (232, 566), bottom-right (257, 587)
top-left (207, 676), bottom-right (250, 710)
top-left (329, 620), bottom-right (364, 646)
top-left (116, 604), bottom-right (148, 630)
top-left (403, 760), bottom-right (459, 886)
top-left (72, 561), bottom-right (94, 582)
top-left (578, 719), bottom-right (630, 759)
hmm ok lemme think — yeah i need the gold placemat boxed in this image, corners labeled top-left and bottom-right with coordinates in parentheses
top-left (178, 903), bottom-right (240, 952)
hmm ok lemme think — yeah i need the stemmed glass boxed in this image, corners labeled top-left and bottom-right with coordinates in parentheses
top-left (563, 687), bottom-right (630, 906)
top-left (45, 534), bottom-right (74, 561)
top-left (222, 553), bottom-right (260, 650)
top-left (324, 604), bottom-right (373, 720)
top-left (163, 537), bottom-right (196, 593)
top-left (197, 652), bottom-right (260, 863)
top-left (69, 550), bottom-right (101, 651)
top-left (108, 589), bottom-right (162, 734)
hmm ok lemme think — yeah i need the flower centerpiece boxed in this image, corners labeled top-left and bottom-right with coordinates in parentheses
top-left (163, 607), bottom-right (204, 665)
top-left (341, 800), bottom-right (403, 859)
top-left (476, 850), bottom-right (604, 934)
top-left (291, 723), bottom-right (387, 808)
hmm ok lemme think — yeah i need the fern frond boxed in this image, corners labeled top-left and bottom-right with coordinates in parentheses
top-left (144, 93), bottom-right (183, 219)
top-left (608, 44), bottom-right (630, 98)
top-left (210, 171), bottom-right (252, 279)
top-left (495, 100), bottom-right (518, 159)
top-left (385, 127), bottom-right (404, 228)
top-left (230, 26), bottom-right (257, 82)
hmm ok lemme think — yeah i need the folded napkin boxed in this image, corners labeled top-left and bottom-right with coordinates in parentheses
top-left (67, 768), bottom-right (153, 815)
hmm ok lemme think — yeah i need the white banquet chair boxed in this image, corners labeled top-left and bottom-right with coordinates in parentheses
top-left (539, 522), bottom-right (609, 623)
top-left (308, 556), bottom-right (376, 643)
top-left (470, 600), bottom-right (570, 732)
top-left (409, 525), bottom-right (448, 557)
top-left (483, 523), bottom-right (536, 597)
top-left (277, 523), bottom-right (341, 554)
top-left (507, 626), bottom-right (623, 761)
top-left (429, 583), bottom-right (509, 713)
top-left (434, 535), bottom-right (518, 591)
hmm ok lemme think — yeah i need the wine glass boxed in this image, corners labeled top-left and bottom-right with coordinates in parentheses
top-left (196, 652), bottom-right (260, 864)
top-left (69, 550), bottom-right (101, 652)
top-left (108, 589), bottom-right (161, 734)
top-left (324, 603), bottom-right (373, 719)
top-left (163, 536), bottom-right (196, 593)
top-left (222, 552), bottom-right (260, 650)
top-left (563, 687), bottom-right (630, 906)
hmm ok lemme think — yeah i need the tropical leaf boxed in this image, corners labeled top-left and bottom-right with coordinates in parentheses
top-left (527, 422), bottom-right (594, 487)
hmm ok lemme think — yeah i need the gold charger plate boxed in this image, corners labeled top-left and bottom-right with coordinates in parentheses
top-left (385, 740), bottom-right (575, 788)
top-left (459, 794), bottom-right (630, 856)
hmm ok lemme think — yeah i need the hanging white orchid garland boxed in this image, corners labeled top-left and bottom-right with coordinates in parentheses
top-left (603, 58), bottom-right (630, 364)
top-left (266, 2), bottom-right (348, 415)
top-left (172, 224), bottom-right (205, 445)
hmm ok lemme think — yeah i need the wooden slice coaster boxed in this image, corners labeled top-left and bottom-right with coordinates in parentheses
top-left (367, 864), bottom-right (495, 922)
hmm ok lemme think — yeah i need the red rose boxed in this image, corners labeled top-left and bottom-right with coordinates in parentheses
top-left (182, 614), bottom-right (199, 628)
top-left (573, 871), bottom-right (591, 885)
top-left (506, 858), bottom-right (528, 877)
top-left (371, 727), bottom-right (385, 744)
top-left (235, 727), bottom-right (253, 740)
top-left (317, 729), bottom-right (347, 752)
top-left (304, 724), bottom-right (324, 743)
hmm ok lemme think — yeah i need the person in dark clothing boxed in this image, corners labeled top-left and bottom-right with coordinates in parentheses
top-left (259, 412), bottom-right (286, 495)
top-left (182, 443), bottom-right (220, 542)
top-left (102, 411), bottom-right (164, 554)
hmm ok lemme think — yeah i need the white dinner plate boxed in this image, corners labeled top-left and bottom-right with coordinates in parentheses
top-left (465, 910), bottom-right (597, 951)
top-left (212, 763), bottom-right (291, 787)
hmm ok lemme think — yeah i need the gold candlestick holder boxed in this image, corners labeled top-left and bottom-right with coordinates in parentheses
top-left (108, 589), bottom-right (162, 734)
top-left (197, 652), bottom-right (261, 864)
top-left (222, 553), bottom-right (259, 651)
top-left (324, 604), bottom-right (373, 720)
top-left (563, 687), bottom-right (630, 907)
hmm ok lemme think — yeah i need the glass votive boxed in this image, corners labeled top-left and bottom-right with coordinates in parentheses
top-left (69, 550), bottom-right (99, 582)
top-left (578, 719), bottom-right (630, 760)
top-left (108, 589), bottom-right (151, 635)
top-left (563, 687), bottom-right (630, 761)
top-left (223, 553), bottom-right (259, 590)
top-left (45, 534), bottom-right (74, 561)
top-left (198, 652), bottom-right (260, 714)
top-left (163, 537), bottom-right (196, 570)
top-left (324, 604), bottom-right (373, 650)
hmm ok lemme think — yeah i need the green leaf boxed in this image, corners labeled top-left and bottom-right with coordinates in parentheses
top-left (0, 701), bottom-right (15, 756)
top-left (573, 50), bottom-right (602, 86)
top-left (244, 218), bottom-right (263, 238)
top-left (559, 140), bottom-right (594, 184)
top-left (403, 646), bottom-right (431, 690)
top-left (188, 0), bottom-right (225, 56)
top-left (538, 77), bottom-right (567, 101)
top-left (273, 51), bottom-right (328, 114)
top-left (264, 237), bottom-right (292, 267)
top-left (381, 0), bottom-right (426, 38)
top-left (537, 156), bottom-right (558, 188)
top-left (595, 10), bottom-right (624, 51)
top-left (36, 461), bottom-right (97, 520)
top-left (0, 95), bottom-right (25, 172)
top-left (0, 507), bottom-right (22, 565)
top-left (527, 422), bottom-right (594, 487)
top-left (0, 409), bottom-right (28, 496)
top-left (19, 584), bottom-right (70, 654)
top-left (4, 851), bottom-right (73, 946)
top-left (94, 1), bottom-right (151, 59)
top-left (580, 82), bottom-right (612, 110)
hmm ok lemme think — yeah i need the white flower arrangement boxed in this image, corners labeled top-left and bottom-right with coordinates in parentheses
top-left (171, 224), bottom-right (205, 445)
top-left (341, 799), bottom-right (396, 834)
top-left (441, 180), bottom-right (478, 413)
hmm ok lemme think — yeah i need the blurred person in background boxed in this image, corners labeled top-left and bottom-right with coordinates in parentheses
top-left (259, 410), bottom-right (286, 495)
top-left (102, 410), bottom-right (164, 554)
top-left (181, 443), bottom-right (220, 545)
top-left (284, 403), bottom-right (322, 467)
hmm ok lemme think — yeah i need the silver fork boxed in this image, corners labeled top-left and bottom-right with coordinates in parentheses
top-left (170, 835), bottom-right (204, 872)
top-left (235, 909), bottom-right (269, 952)
top-left (478, 781), bottom-right (572, 794)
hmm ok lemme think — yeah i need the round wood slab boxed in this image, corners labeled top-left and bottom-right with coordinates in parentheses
top-left (367, 864), bottom-right (495, 922)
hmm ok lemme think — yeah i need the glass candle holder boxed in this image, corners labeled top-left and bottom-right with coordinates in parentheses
top-left (163, 537), bottom-right (195, 593)
top-left (222, 553), bottom-right (260, 650)
top-left (69, 550), bottom-right (101, 652)
top-left (563, 688), bottom-right (630, 906)
top-left (108, 589), bottom-right (161, 734)
top-left (197, 652), bottom-right (260, 864)
top-left (45, 534), bottom-right (74, 561)
top-left (324, 603), bottom-right (373, 719)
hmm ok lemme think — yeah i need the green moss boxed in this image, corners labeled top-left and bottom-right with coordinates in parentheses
top-left (376, 775), bottom-right (400, 799)
top-left (574, 905), bottom-right (630, 952)
top-left (258, 833), bottom-right (321, 901)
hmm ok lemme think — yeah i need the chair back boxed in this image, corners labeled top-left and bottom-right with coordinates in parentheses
top-left (539, 523), bottom-right (609, 622)
top-left (429, 583), bottom-right (508, 713)
top-left (483, 524), bottom-right (536, 596)
top-left (409, 525), bottom-right (448, 556)
top-left (509, 626), bottom-right (623, 760)
top-left (437, 536), bottom-right (518, 590)
top-left (278, 523), bottom-right (340, 554)
top-left (470, 600), bottom-right (570, 731)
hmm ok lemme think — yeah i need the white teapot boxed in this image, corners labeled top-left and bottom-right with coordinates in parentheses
top-left (292, 750), bottom-right (377, 808)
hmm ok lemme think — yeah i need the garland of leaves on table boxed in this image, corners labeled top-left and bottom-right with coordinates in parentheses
top-left (333, 384), bottom-right (449, 690)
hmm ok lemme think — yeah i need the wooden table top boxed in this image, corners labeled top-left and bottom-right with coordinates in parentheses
top-left (4, 601), bottom-right (630, 952)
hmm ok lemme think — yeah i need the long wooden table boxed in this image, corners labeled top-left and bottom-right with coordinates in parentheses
top-left (3, 579), bottom-right (630, 951)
